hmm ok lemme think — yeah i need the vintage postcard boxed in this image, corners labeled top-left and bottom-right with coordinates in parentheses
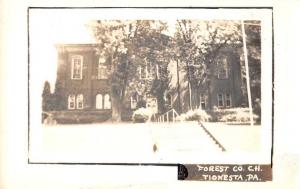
top-left (28, 7), bottom-right (273, 181)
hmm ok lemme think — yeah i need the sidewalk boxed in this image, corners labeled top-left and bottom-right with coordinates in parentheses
top-left (29, 121), bottom-right (263, 164)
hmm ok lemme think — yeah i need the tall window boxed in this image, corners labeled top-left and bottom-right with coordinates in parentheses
top-left (68, 94), bottom-right (84, 109)
top-left (217, 93), bottom-right (232, 108)
top-left (225, 93), bottom-right (232, 107)
top-left (199, 94), bottom-right (208, 109)
top-left (71, 55), bottom-right (83, 79)
top-left (98, 59), bottom-right (108, 79)
top-left (217, 94), bottom-right (224, 107)
top-left (139, 65), bottom-right (147, 79)
top-left (76, 94), bottom-right (84, 109)
top-left (104, 94), bottom-right (111, 109)
top-left (217, 57), bottom-right (228, 79)
top-left (96, 94), bottom-right (103, 109)
top-left (139, 59), bottom-right (152, 80)
top-left (68, 95), bottom-right (76, 109)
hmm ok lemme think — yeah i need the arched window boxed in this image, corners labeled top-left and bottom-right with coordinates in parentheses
top-left (76, 94), bottom-right (84, 109)
top-left (104, 94), bottom-right (111, 109)
top-left (68, 95), bottom-right (76, 109)
top-left (96, 94), bottom-right (103, 109)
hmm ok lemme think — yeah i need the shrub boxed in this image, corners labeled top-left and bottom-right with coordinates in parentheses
top-left (132, 108), bottom-right (153, 123)
top-left (176, 109), bottom-right (211, 122)
top-left (43, 111), bottom-right (111, 124)
top-left (212, 107), bottom-right (259, 123)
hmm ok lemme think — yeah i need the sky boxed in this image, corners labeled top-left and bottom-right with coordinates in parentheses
top-left (29, 10), bottom-right (96, 93)
top-left (29, 8), bottom-right (271, 95)
top-left (29, 9), bottom-right (178, 93)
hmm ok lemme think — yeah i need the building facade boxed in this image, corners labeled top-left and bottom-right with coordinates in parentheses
top-left (51, 43), bottom-right (247, 123)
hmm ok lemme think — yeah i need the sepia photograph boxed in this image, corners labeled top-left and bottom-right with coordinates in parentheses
top-left (28, 8), bottom-right (272, 164)
top-left (4, 0), bottom-right (300, 187)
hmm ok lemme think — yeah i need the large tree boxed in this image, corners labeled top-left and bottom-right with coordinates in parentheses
top-left (242, 20), bottom-right (261, 120)
top-left (90, 20), bottom-right (170, 122)
top-left (169, 20), bottom-right (261, 121)
top-left (170, 20), bottom-right (242, 110)
top-left (42, 81), bottom-right (52, 111)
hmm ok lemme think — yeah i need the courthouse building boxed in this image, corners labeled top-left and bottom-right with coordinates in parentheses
top-left (50, 43), bottom-right (247, 123)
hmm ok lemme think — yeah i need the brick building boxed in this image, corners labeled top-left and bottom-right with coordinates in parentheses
top-left (50, 43), bottom-right (247, 123)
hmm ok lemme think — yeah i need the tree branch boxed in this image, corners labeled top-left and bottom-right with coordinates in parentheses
top-left (177, 20), bottom-right (188, 43)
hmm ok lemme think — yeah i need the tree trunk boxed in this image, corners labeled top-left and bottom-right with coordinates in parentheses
top-left (111, 91), bottom-right (122, 122)
top-left (110, 53), bottom-right (123, 123)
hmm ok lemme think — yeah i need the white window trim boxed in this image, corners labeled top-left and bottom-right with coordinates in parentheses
top-left (71, 55), bottom-right (83, 80)
top-left (217, 93), bottom-right (224, 107)
top-left (225, 93), bottom-right (232, 107)
top-left (139, 65), bottom-right (147, 80)
top-left (217, 57), bottom-right (229, 79)
top-left (76, 94), bottom-right (84, 109)
top-left (139, 59), bottom-right (152, 80)
top-left (104, 94), bottom-right (111, 110)
top-left (98, 63), bottom-right (108, 80)
top-left (96, 94), bottom-right (103, 109)
top-left (68, 95), bottom-right (76, 110)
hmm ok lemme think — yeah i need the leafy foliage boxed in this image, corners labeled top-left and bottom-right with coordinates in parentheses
top-left (42, 81), bottom-right (52, 111)
top-left (89, 20), bottom-right (261, 121)
top-left (174, 20), bottom-right (242, 86)
top-left (89, 20), bottom-right (171, 121)
top-left (176, 108), bottom-right (212, 122)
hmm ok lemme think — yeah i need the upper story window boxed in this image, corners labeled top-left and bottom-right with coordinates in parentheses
top-left (98, 57), bottom-right (108, 79)
top-left (139, 59), bottom-right (154, 80)
top-left (217, 57), bottom-right (229, 79)
top-left (139, 65), bottom-right (147, 79)
top-left (98, 64), bottom-right (108, 79)
top-left (71, 55), bottom-right (83, 80)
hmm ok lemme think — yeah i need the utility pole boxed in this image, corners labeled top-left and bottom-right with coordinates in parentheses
top-left (241, 20), bottom-right (254, 126)
top-left (176, 59), bottom-right (182, 114)
top-left (185, 61), bottom-right (192, 110)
